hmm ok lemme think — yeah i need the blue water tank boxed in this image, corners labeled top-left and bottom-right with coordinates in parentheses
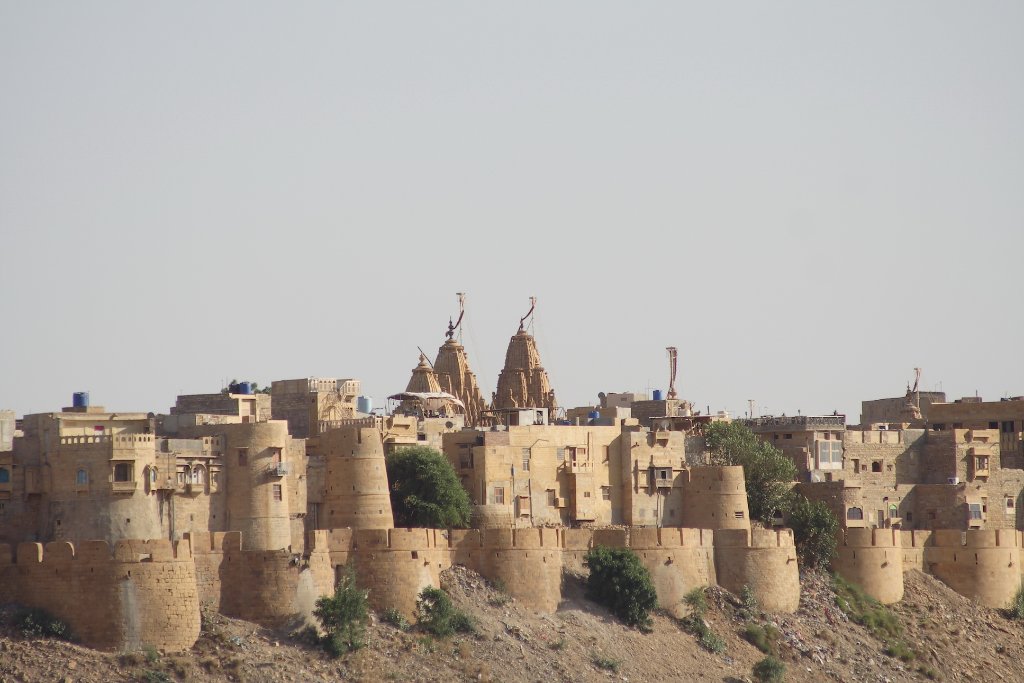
top-left (652, 389), bottom-right (663, 401)
top-left (357, 396), bottom-right (372, 414)
top-left (234, 381), bottom-right (254, 395)
top-left (72, 392), bottom-right (90, 408)
top-left (588, 410), bottom-right (600, 420)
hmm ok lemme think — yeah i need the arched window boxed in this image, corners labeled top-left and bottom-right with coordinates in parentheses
top-left (191, 465), bottom-right (205, 485)
top-left (76, 469), bottom-right (88, 485)
top-left (0, 468), bottom-right (9, 484)
top-left (888, 504), bottom-right (899, 519)
top-left (847, 507), bottom-right (864, 520)
top-left (150, 467), bottom-right (158, 484)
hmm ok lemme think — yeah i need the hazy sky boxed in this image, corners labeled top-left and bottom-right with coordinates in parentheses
top-left (2, 2), bottom-right (1022, 421)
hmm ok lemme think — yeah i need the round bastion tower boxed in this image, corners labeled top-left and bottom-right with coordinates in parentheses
top-left (219, 422), bottom-right (294, 551)
top-left (322, 425), bottom-right (394, 529)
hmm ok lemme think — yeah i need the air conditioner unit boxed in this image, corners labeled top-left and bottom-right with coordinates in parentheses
top-left (555, 497), bottom-right (567, 508)
top-left (274, 463), bottom-right (290, 477)
top-left (947, 477), bottom-right (959, 485)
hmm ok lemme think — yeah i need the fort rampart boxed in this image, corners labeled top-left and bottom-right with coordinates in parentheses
top-left (305, 524), bottom-right (791, 618)
top-left (834, 528), bottom-right (1022, 609)
top-left (3, 523), bottom-right (1020, 651)
top-left (0, 539), bottom-right (199, 651)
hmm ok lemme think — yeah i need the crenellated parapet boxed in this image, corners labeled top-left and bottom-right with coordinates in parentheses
top-left (834, 528), bottom-right (905, 604)
top-left (923, 529), bottom-right (1021, 608)
top-left (0, 538), bottom-right (199, 651)
top-left (186, 530), bottom-right (333, 626)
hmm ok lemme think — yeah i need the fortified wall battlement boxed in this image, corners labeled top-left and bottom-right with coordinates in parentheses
top-left (305, 524), bottom-right (797, 617)
top-left (834, 528), bottom-right (1023, 608)
top-left (0, 539), bottom-right (199, 652)
top-left (185, 531), bottom-right (334, 626)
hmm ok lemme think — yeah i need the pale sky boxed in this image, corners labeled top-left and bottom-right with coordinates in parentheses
top-left (1, 2), bottom-right (1022, 421)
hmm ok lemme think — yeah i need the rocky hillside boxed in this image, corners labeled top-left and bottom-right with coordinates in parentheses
top-left (1, 568), bottom-right (1023, 683)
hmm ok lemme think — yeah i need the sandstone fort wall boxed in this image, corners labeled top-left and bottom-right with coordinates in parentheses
top-left (0, 539), bottom-right (199, 651)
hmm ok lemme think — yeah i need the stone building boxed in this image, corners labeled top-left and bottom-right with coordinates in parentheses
top-left (742, 414), bottom-right (847, 479)
top-left (860, 390), bottom-right (946, 426)
top-left (441, 420), bottom-right (748, 530)
top-left (270, 377), bottom-right (361, 439)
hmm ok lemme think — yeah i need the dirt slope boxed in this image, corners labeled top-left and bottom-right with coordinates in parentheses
top-left (1, 568), bottom-right (1023, 683)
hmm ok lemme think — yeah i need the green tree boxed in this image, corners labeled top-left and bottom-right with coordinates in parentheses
top-left (415, 587), bottom-right (475, 637)
top-left (705, 421), bottom-right (797, 525)
top-left (786, 492), bottom-right (839, 570)
top-left (385, 446), bottom-right (472, 528)
top-left (583, 546), bottom-right (658, 629)
top-left (313, 567), bottom-right (369, 657)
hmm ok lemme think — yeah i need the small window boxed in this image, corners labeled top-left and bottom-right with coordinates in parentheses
top-left (734, 511), bottom-right (745, 519)
top-left (237, 448), bottom-right (248, 466)
top-left (0, 468), bottom-right (10, 484)
top-left (76, 469), bottom-right (88, 485)
top-left (889, 504), bottom-right (898, 519)
top-left (494, 487), bottom-right (505, 505)
top-left (113, 463), bottom-right (132, 482)
top-left (521, 448), bottom-right (530, 472)
top-left (871, 461), bottom-right (882, 473)
top-left (273, 484), bottom-right (283, 501)
top-left (556, 447), bottom-right (565, 463)
top-left (906, 511), bottom-right (913, 522)
top-left (601, 486), bottom-right (611, 501)
top-left (784, 433), bottom-right (792, 440)
top-left (847, 507), bottom-right (864, 520)
top-left (191, 466), bottom-right (205, 485)
top-left (969, 503), bottom-right (983, 520)
top-left (1002, 421), bottom-right (1015, 434)
top-left (989, 422), bottom-right (999, 430)
top-left (149, 467), bottom-right (158, 484)
top-left (1007, 497), bottom-right (1015, 510)
top-left (547, 490), bottom-right (556, 507)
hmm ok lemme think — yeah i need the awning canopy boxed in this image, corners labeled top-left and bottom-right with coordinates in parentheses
top-left (387, 391), bottom-right (466, 412)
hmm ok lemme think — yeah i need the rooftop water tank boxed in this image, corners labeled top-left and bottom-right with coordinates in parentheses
top-left (235, 381), bottom-right (254, 395)
top-left (357, 396), bottom-right (372, 415)
top-left (652, 389), bottom-right (663, 401)
top-left (72, 392), bottom-right (90, 408)
top-left (588, 410), bottom-right (600, 422)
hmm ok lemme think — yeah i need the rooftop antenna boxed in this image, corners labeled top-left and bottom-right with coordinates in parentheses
top-left (446, 292), bottom-right (466, 342)
top-left (518, 296), bottom-right (537, 334)
top-left (666, 347), bottom-right (678, 399)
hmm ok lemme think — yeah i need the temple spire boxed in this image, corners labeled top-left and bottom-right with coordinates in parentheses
top-left (493, 298), bottom-right (557, 411)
